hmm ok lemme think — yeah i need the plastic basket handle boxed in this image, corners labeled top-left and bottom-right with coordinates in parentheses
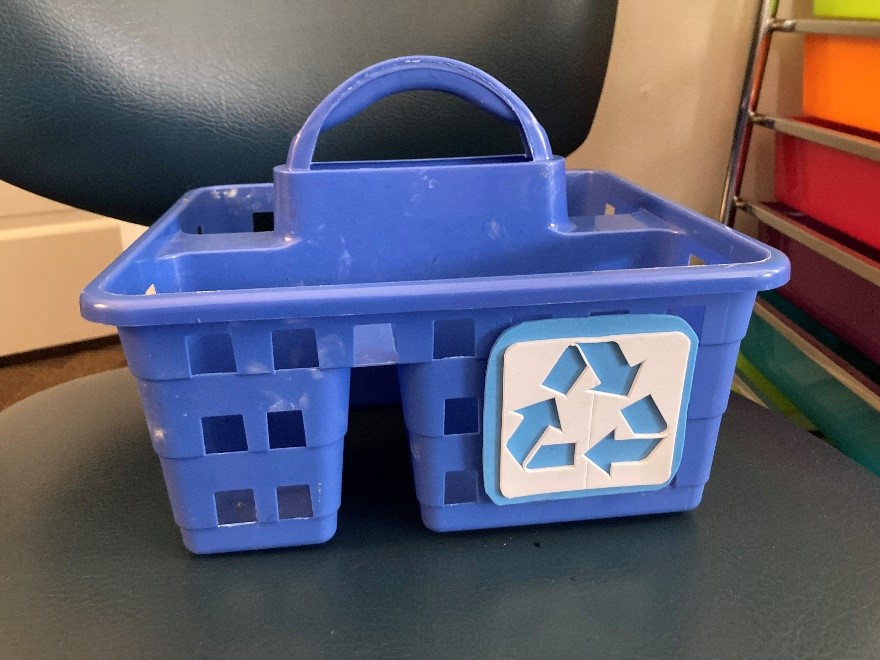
top-left (287, 56), bottom-right (552, 170)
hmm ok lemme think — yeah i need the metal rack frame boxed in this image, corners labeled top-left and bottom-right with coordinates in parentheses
top-left (720, 0), bottom-right (880, 437)
top-left (720, 0), bottom-right (880, 289)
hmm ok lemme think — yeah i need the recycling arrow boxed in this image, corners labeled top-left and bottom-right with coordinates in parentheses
top-left (585, 432), bottom-right (662, 474)
top-left (506, 399), bottom-right (561, 465)
top-left (506, 341), bottom-right (668, 474)
top-left (577, 341), bottom-right (641, 396)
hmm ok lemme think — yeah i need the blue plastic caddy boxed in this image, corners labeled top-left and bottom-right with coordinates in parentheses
top-left (82, 57), bottom-right (790, 553)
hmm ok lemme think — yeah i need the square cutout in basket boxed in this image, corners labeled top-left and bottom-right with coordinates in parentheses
top-left (445, 470), bottom-right (480, 504)
top-left (353, 323), bottom-right (398, 365)
top-left (202, 415), bottom-right (248, 454)
top-left (252, 211), bottom-right (274, 232)
top-left (277, 485), bottom-right (313, 519)
top-left (215, 489), bottom-right (257, 525)
top-left (187, 333), bottom-right (237, 375)
top-left (267, 410), bottom-right (307, 449)
top-left (433, 319), bottom-right (475, 359)
top-left (272, 328), bottom-right (319, 370)
top-left (444, 397), bottom-right (479, 435)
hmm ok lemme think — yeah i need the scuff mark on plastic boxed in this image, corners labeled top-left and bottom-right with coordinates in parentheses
top-left (486, 219), bottom-right (504, 239)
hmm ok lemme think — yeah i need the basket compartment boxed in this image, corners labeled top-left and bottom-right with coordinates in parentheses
top-left (134, 366), bottom-right (350, 553)
top-left (398, 302), bottom-right (745, 532)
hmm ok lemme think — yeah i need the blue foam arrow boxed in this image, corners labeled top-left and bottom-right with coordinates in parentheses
top-left (621, 394), bottom-right (667, 434)
top-left (585, 432), bottom-right (662, 474)
top-left (543, 345), bottom-right (587, 394)
top-left (578, 341), bottom-right (641, 396)
top-left (527, 442), bottom-right (576, 469)
top-left (506, 399), bottom-right (561, 465)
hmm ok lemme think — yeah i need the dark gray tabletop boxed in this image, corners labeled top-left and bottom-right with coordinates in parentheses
top-left (1, 368), bottom-right (879, 658)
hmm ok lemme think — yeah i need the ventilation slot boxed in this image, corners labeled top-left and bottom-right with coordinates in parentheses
top-left (267, 410), bottom-right (307, 449)
top-left (202, 415), bottom-right (248, 454)
top-left (433, 319), bottom-right (475, 359)
top-left (253, 212), bottom-right (274, 232)
top-left (187, 333), bottom-right (236, 375)
top-left (272, 328), bottom-right (320, 370)
top-left (353, 323), bottom-right (398, 365)
top-left (444, 470), bottom-right (480, 504)
top-left (215, 489), bottom-right (257, 525)
top-left (444, 397), bottom-right (479, 435)
top-left (277, 485), bottom-right (313, 519)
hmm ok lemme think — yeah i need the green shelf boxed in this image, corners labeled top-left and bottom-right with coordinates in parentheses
top-left (741, 301), bottom-right (880, 475)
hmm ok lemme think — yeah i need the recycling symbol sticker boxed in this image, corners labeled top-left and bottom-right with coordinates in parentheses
top-left (482, 315), bottom-right (698, 504)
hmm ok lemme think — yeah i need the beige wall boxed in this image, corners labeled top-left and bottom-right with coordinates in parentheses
top-left (568, 0), bottom-right (808, 223)
top-left (0, 181), bottom-right (145, 356)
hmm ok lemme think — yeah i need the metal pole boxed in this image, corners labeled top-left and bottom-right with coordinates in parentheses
top-left (719, 0), bottom-right (779, 226)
